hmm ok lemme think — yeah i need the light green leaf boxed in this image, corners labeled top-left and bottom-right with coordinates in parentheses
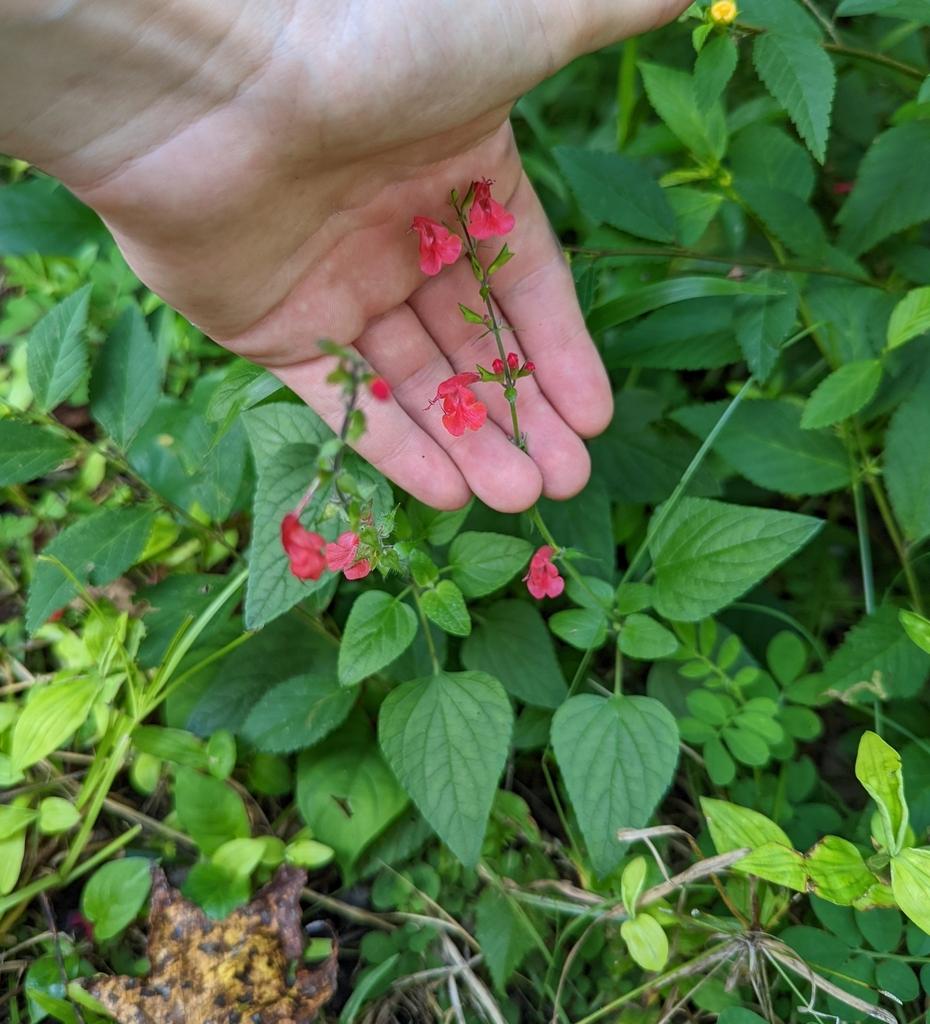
top-left (461, 601), bottom-right (567, 709)
top-left (548, 608), bottom-right (609, 651)
top-left (212, 838), bottom-right (268, 880)
top-left (181, 862), bottom-right (249, 919)
top-left (807, 835), bottom-right (876, 906)
top-left (801, 360), bottom-right (883, 430)
top-left (900, 609), bottom-right (930, 655)
top-left (649, 497), bottom-right (822, 621)
top-left (891, 848), bottom-right (930, 934)
top-left (553, 147), bottom-right (676, 243)
top-left (0, 421), bottom-right (72, 486)
top-left (752, 33), bottom-right (835, 163)
top-left (174, 768), bottom-right (251, 855)
top-left (621, 914), bottom-right (669, 972)
top-left (420, 581), bottom-right (471, 637)
top-left (26, 505), bottom-right (156, 633)
top-left (639, 62), bottom-right (727, 162)
top-left (11, 674), bottom-right (101, 770)
top-left (0, 805), bottom-right (37, 840)
top-left (475, 888), bottom-right (536, 991)
top-left (701, 797), bottom-right (792, 851)
top-left (838, 124), bottom-right (930, 255)
top-left (887, 287), bottom-right (930, 351)
top-left (90, 304), bottom-right (160, 448)
top-left (619, 614), bottom-right (679, 659)
top-left (694, 32), bottom-right (738, 111)
top-left (552, 695), bottom-right (679, 876)
top-left (0, 831), bottom-right (25, 896)
top-left (338, 591), bottom-right (418, 687)
top-left (242, 674), bottom-right (357, 754)
top-left (736, 843), bottom-right (807, 890)
top-left (856, 731), bottom-right (908, 855)
top-left (27, 285), bottom-right (91, 411)
top-left (448, 532), bottom-right (533, 598)
top-left (621, 856), bottom-right (648, 915)
top-left (37, 798), bottom-right (80, 835)
top-left (379, 671), bottom-right (512, 867)
top-left (81, 859), bottom-right (152, 940)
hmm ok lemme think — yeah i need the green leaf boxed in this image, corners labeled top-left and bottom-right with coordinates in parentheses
top-left (621, 857), bottom-right (648, 915)
top-left (552, 695), bottom-right (679, 876)
top-left (0, 421), bottom-right (72, 486)
top-left (0, 831), bottom-right (25, 896)
top-left (297, 712), bottom-right (408, 876)
top-left (475, 889), bottom-right (536, 991)
top-left (619, 614), bottom-right (679, 659)
top-left (838, 0), bottom-right (930, 19)
top-left (752, 33), bottom-right (835, 163)
top-left (461, 600), bottom-right (567, 709)
top-left (338, 591), bottom-right (418, 687)
top-left (621, 914), bottom-right (669, 972)
top-left (886, 379), bottom-right (930, 544)
top-left (639, 62), bottom-right (727, 162)
top-left (27, 285), bottom-right (92, 412)
top-left (694, 32), bottom-right (738, 111)
top-left (736, 843), bottom-right (808, 891)
top-left (701, 797), bottom-right (792, 851)
top-left (801, 360), bottom-right (883, 430)
top-left (11, 675), bottom-right (101, 771)
top-left (420, 581), bottom-right (471, 637)
top-left (0, 179), bottom-right (108, 255)
top-left (856, 731), bottom-right (908, 855)
top-left (553, 147), bottom-right (676, 243)
top-left (718, 1011), bottom-right (769, 1024)
top-left (730, 124), bottom-right (816, 201)
top-left (736, 179), bottom-right (828, 259)
top-left (891, 848), bottom-right (930, 935)
top-left (90, 305), bottom-right (160, 449)
top-left (212, 837), bottom-right (268, 880)
top-left (173, 768), bottom-right (251, 855)
top-left (649, 496), bottom-right (822, 621)
top-left (887, 287), bottom-right (930, 351)
top-left (182, 862), bottom-right (250, 919)
top-left (448, 532), bottom-right (533, 598)
top-left (838, 124), bottom-right (930, 255)
top-left (37, 797), bottom-right (80, 835)
top-left (900, 609), bottom-right (930, 655)
top-left (548, 608), bottom-right (608, 651)
top-left (242, 674), bottom-right (357, 754)
top-left (379, 671), bottom-right (512, 867)
top-left (0, 805), bottom-right (38, 840)
top-left (81, 859), bottom-right (152, 940)
top-left (673, 399), bottom-right (850, 495)
top-left (807, 836), bottom-right (875, 906)
top-left (242, 402), bottom-right (330, 465)
top-left (26, 505), bottom-right (157, 633)
top-left (823, 605), bottom-right (930, 701)
top-left (734, 271), bottom-right (799, 381)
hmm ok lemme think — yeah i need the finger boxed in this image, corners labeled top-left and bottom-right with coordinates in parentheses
top-left (487, 171), bottom-right (614, 439)
top-left (409, 259), bottom-right (592, 501)
top-left (354, 305), bottom-right (544, 513)
top-left (273, 354), bottom-right (471, 512)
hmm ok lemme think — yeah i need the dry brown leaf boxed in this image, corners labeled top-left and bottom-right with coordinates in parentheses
top-left (85, 864), bottom-right (336, 1024)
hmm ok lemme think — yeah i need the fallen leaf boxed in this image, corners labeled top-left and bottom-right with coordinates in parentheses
top-left (85, 864), bottom-right (336, 1024)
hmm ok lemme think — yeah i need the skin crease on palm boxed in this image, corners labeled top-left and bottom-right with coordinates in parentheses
top-left (0, 0), bottom-right (689, 513)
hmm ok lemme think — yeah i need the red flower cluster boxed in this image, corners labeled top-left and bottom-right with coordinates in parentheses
top-left (524, 546), bottom-right (564, 600)
top-left (468, 178), bottom-right (516, 240)
top-left (282, 516), bottom-right (371, 582)
top-left (491, 352), bottom-right (535, 378)
top-left (429, 372), bottom-right (487, 437)
top-left (411, 216), bottom-right (462, 276)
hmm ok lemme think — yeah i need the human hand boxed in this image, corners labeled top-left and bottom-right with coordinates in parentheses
top-left (2, 0), bottom-right (690, 511)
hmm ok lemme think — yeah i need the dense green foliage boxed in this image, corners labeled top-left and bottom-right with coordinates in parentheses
top-left (2, 2), bottom-right (930, 1022)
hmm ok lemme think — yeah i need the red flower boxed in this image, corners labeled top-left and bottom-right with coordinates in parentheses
top-left (506, 352), bottom-right (519, 371)
top-left (370, 377), bottom-right (391, 401)
top-left (491, 358), bottom-right (505, 375)
top-left (524, 546), bottom-right (564, 600)
top-left (325, 531), bottom-right (372, 580)
top-left (430, 372), bottom-right (487, 437)
top-left (281, 513), bottom-right (326, 581)
top-left (467, 179), bottom-right (515, 240)
top-left (411, 216), bottom-right (462, 276)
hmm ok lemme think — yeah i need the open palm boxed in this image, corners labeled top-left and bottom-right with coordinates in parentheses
top-left (73, 0), bottom-right (690, 511)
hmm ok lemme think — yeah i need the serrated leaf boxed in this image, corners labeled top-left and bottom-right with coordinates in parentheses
top-left (242, 402), bottom-right (331, 465)
top-left (694, 32), bottom-right (738, 110)
top-left (900, 609), bottom-right (930, 655)
top-left (639, 62), bottom-right (727, 162)
top-left (26, 505), bottom-right (156, 633)
top-left (552, 695), bottom-right (679, 876)
top-left (886, 378), bottom-right (930, 544)
top-left (420, 581), bottom-right (471, 637)
top-left (462, 600), bottom-right (567, 708)
top-left (475, 889), bottom-right (535, 991)
top-left (752, 33), bottom-right (835, 163)
top-left (887, 287), bottom-right (930, 351)
top-left (666, 187), bottom-right (724, 247)
top-left (801, 360), bottom-right (882, 429)
top-left (338, 591), bottom-right (418, 687)
top-left (27, 285), bottom-right (91, 411)
top-left (735, 272), bottom-right (798, 381)
top-left (823, 605), bottom-right (930, 701)
top-left (730, 123), bottom-right (816, 201)
top-left (379, 671), bottom-right (512, 867)
top-left (448, 532), bottom-right (533, 598)
top-left (90, 304), bottom-right (160, 448)
top-left (0, 421), bottom-right (72, 485)
top-left (553, 147), bottom-right (676, 243)
top-left (242, 675), bottom-right (357, 754)
top-left (838, 123), bottom-right (930, 255)
top-left (649, 497), bottom-right (822, 621)
top-left (891, 848), bottom-right (930, 935)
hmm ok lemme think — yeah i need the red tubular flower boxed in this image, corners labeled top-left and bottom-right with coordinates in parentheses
top-left (370, 377), bottom-right (391, 401)
top-left (281, 513), bottom-right (326, 581)
top-left (411, 216), bottom-right (462, 276)
top-left (325, 531), bottom-right (371, 579)
top-left (467, 179), bottom-right (515, 240)
top-left (524, 546), bottom-right (565, 600)
top-left (506, 352), bottom-right (519, 371)
top-left (491, 358), bottom-right (505, 375)
top-left (430, 372), bottom-right (487, 437)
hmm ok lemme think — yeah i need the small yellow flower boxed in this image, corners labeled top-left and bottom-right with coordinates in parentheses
top-left (710, 0), bottom-right (738, 25)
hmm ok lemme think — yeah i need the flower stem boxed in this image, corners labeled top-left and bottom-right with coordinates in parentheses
top-left (412, 588), bottom-right (441, 675)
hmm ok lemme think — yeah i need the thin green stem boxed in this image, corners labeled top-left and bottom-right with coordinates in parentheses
top-left (412, 589), bottom-right (440, 674)
top-left (849, 438), bottom-right (876, 616)
top-left (613, 647), bottom-right (623, 696)
top-left (866, 474), bottom-right (923, 613)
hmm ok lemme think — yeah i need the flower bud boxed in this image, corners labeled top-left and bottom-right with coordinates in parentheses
top-left (491, 358), bottom-right (505, 375)
top-left (369, 377), bottom-right (391, 401)
top-left (506, 352), bottom-right (520, 371)
top-left (710, 0), bottom-right (737, 25)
